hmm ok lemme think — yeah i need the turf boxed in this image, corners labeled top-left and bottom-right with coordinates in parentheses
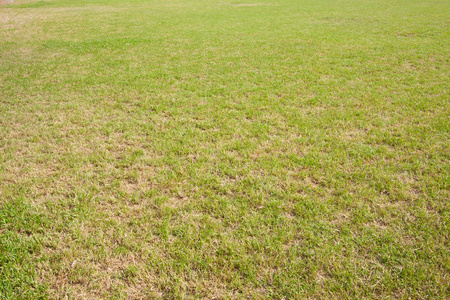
top-left (0, 0), bottom-right (449, 298)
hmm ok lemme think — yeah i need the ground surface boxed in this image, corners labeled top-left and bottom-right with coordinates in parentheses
top-left (0, 0), bottom-right (449, 298)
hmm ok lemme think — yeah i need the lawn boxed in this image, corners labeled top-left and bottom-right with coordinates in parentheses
top-left (0, 0), bottom-right (449, 298)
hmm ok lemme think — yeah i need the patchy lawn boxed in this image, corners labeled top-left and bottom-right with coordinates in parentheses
top-left (1, 0), bottom-right (449, 298)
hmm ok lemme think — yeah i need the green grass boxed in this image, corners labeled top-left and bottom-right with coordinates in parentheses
top-left (1, 0), bottom-right (449, 298)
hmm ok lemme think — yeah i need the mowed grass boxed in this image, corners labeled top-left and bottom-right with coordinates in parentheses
top-left (0, 0), bottom-right (449, 298)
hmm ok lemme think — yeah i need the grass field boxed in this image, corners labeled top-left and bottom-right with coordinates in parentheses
top-left (1, 0), bottom-right (449, 298)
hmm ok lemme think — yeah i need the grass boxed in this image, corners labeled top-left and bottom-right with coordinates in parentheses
top-left (0, 0), bottom-right (449, 298)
